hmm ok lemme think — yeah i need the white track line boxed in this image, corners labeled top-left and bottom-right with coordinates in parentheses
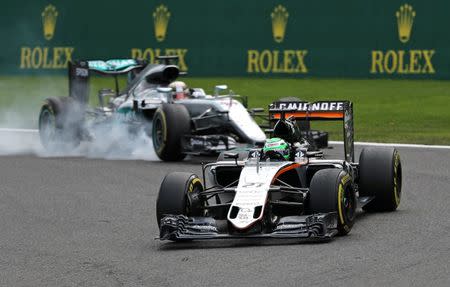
top-left (329, 141), bottom-right (450, 150)
top-left (1, 128), bottom-right (449, 149)
top-left (0, 128), bottom-right (38, 133)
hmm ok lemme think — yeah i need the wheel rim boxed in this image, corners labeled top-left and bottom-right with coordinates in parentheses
top-left (186, 182), bottom-right (204, 216)
top-left (342, 185), bottom-right (356, 222)
top-left (152, 117), bottom-right (164, 150)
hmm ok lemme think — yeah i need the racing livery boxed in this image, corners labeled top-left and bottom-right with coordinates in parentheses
top-left (157, 100), bottom-right (403, 241)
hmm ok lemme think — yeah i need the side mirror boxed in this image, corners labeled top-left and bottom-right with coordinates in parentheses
top-left (214, 85), bottom-right (228, 96)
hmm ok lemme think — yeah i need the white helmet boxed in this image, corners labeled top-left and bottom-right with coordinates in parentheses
top-left (169, 81), bottom-right (190, 99)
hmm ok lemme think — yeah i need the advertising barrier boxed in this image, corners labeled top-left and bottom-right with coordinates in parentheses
top-left (1, 1), bottom-right (447, 78)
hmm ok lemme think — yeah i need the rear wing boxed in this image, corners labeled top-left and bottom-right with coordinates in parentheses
top-left (269, 101), bottom-right (355, 162)
top-left (68, 59), bottom-right (147, 104)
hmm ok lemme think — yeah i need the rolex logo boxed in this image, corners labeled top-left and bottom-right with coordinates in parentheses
top-left (396, 4), bottom-right (416, 43)
top-left (271, 5), bottom-right (289, 43)
top-left (153, 4), bottom-right (170, 42)
top-left (41, 4), bottom-right (58, 41)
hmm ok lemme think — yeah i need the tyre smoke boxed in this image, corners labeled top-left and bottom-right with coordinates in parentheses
top-left (0, 111), bottom-right (160, 161)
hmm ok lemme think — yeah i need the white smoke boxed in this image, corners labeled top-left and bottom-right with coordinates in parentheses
top-left (0, 100), bottom-right (43, 155)
top-left (0, 74), bottom-right (160, 160)
top-left (0, 105), bottom-right (160, 161)
top-left (81, 123), bottom-right (159, 161)
top-left (0, 129), bottom-right (41, 155)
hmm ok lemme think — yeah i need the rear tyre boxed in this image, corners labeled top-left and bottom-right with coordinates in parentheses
top-left (309, 169), bottom-right (356, 235)
top-left (152, 104), bottom-right (190, 161)
top-left (359, 147), bottom-right (402, 212)
top-left (38, 97), bottom-right (83, 151)
top-left (156, 172), bottom-right (204, 227)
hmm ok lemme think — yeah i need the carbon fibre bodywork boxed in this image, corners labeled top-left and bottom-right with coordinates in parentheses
top-left (159, 213), bottom-right (338, 241)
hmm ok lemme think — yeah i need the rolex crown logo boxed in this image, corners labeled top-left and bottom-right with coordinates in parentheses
top-left (271, 5), bottom-right (289, 43)
top-left (153, 4), bottom-right (170, 42)
top-left (41, 4), bottom-right (58, 41)
top-left (396, 4), bottom-right (416, 43)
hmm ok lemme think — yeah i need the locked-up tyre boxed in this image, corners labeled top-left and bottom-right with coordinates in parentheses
top-left (38, 97), bottom-right (84, 151)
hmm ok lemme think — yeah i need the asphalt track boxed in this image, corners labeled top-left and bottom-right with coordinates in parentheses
top-left (1, 140), bottom-right (449, 286)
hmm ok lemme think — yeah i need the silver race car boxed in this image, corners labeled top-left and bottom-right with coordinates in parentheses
top-left (38, 56), bottom-right (266, 160)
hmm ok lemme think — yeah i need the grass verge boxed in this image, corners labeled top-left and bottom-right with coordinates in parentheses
top-left (0, 76), bottom-right (449, 144)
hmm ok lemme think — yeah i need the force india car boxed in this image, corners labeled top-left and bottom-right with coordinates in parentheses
top-left (38, 56), bottom-right (266, 161)
top-left (156, 100), bottom-right (403, 241)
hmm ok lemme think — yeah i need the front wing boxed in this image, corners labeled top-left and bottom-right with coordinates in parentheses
top-left (159, 213), bottom-right (338, 241)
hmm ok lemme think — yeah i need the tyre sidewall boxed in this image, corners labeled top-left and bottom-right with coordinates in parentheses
top-left (156, 172), bottom-right (203, 227)
top-left (39, 97), bottom-right (82, 150)
top-left (336, 171), bottom-right (355, 234)
top-left (152, 108), bottom-right (167, 155)
top-left (359, 147), bottom-right (402, 212)
top-left (152, 104), bottom-right (191, 161)
top-left (309, 169), bottom-right (356, 235)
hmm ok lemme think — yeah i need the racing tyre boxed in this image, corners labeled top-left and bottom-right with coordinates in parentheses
top-left (359, 147), bottom-right (402, 212)
top-left (38, 97), bottom-right (83, 151)
top-left (156, 172), bottom-right (204, 228)
top-left (152, 104), bottom-right (190, 161)
top-left (309, 169), bottom-right (356, 235)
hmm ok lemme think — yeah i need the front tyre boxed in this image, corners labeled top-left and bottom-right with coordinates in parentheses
top-left (152, 104), bottom-right (191, 161)
top-left (156, 172), bottom-right (204, 228)
top-left (309, 169), bottom-right (356, 235)
top-left (359, 147), bottom-right (402, 212)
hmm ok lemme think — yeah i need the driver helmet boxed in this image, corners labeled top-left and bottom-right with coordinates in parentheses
top-left (263, 137), bottom-right (290, 160)
top-left (169, 81), bottom-right (190, 99)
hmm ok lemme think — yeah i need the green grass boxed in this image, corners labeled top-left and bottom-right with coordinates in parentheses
top-left (1, 75), bottom-right (450, 144)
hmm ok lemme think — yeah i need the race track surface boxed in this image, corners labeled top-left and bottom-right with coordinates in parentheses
top-left (0, 145), bottom-right (449, 286)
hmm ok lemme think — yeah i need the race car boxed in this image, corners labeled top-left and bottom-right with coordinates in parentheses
top-left (156, 100), bottom-right (403, 241)
top-left (38, 56), bottom-right (266, 161)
